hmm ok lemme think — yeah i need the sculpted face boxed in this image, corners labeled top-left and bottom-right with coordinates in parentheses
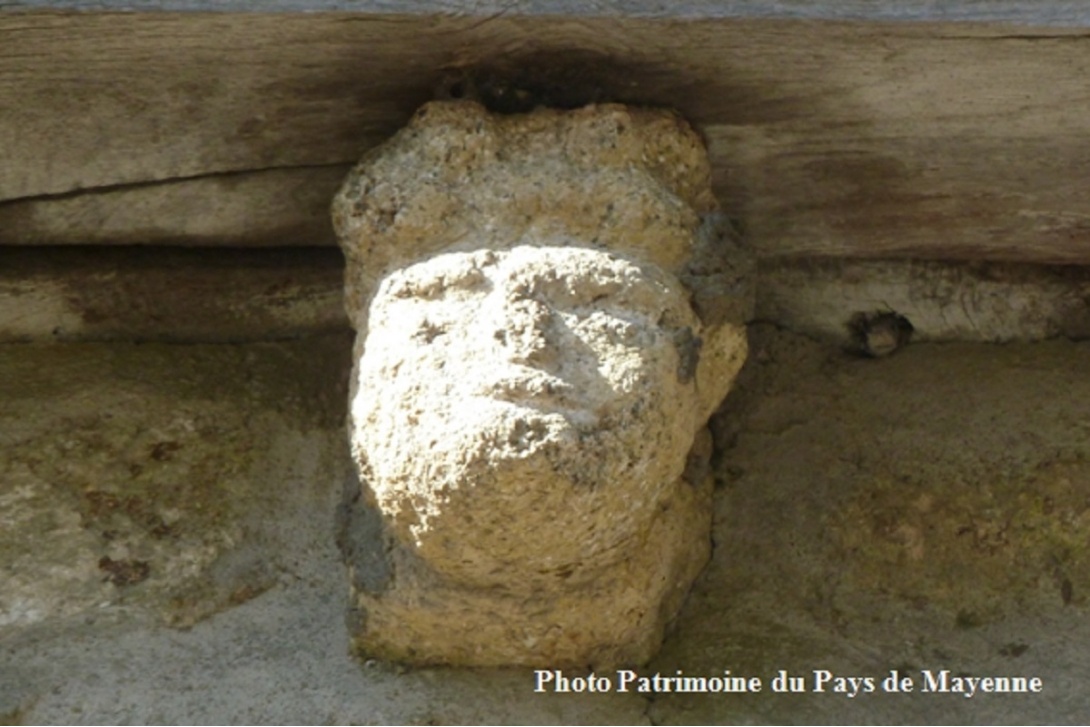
top-left (351, 245), bottom-right (703, 588)
top-left (332, 102), bottom-right (750, 667)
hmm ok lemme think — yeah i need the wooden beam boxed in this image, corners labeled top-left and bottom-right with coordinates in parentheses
top-left (0, 166), bottom-right (346, 247)
top-left (3, 10), bottom-right (1090, 263)
top-left (5, 1), bottom-right (1090, 27)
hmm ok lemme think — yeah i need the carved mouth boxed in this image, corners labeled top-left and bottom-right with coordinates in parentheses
top-left (471, 369), bottom-right (604, 434)
top-left (482, 372), bottom-right (575, 403)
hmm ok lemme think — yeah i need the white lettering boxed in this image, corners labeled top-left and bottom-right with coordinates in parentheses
top-left (921, 670), bottom-right (1043, 698)
top-left (534, 670), bottom-right (556, 693)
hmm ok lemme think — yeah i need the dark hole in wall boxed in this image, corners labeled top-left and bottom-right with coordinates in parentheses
top-left (435, 50), bottom-right (699, 117)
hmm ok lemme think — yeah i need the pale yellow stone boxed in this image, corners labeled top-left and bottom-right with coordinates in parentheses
top-left (334, 100), bottom-right (750, 667)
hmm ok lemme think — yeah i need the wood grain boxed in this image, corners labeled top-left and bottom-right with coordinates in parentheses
top-left (5, 1), bottom-right (1090, 26)
top-left (0, 166), bottom-right (347, 246)
top-left (4, 11), bottom-right (1090, 262)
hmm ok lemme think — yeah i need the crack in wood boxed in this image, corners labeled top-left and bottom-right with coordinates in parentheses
top-left (0, 161), bottom-right (354, 207)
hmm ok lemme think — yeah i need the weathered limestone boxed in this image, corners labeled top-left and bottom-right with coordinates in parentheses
top-left (0, 247), bottom-right (345, 344)
top-left (333, 100), bottom-right (751, 667)
top-left (0, 336), bottom-right (352, 633)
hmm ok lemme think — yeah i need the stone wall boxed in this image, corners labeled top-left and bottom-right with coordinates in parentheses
top-left (2, 2), bottom-right (1090, 722)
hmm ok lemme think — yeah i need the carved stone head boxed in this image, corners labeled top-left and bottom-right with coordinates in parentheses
top-left (333, 100), bottom-right (750, 667)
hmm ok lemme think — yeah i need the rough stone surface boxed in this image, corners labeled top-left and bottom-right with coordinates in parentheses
top-left (648, 325), bottom-right (1090, 724)
top-left (4, 333), bottom-right (1090, 724)
top-left (758, 258), bottom-right (1090, 346)
top-left (333, 100), bottom-right (751, 667)
top-left (0, 247), bottom-right (346, 344)
top-left (0, 337), bottom-right (649, 726)
top-left (0, 335), bottom-right (352, 633)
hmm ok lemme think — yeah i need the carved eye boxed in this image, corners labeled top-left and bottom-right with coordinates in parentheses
top-left (387, 268), bottom-right (483, 301)
top-left (413, 319), bottom-right (446, 344)
top-left (441, 265), bottom-right (488, 293)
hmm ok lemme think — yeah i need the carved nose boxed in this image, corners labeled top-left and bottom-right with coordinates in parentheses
top-left (491, 295), bottom-right (555, 367)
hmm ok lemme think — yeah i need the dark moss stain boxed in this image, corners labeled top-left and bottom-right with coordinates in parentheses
top-left (434, 47), bottom-right (824, 125)
top-left (0, 246), bottom-right (346, 344)
top-left (955, 608), bottom-right (984, 629)
top-left (672, 326), bottom-right (702, 384)
top-left (336, 472), bottom-right (393, 596)
top-left (999, 642), bottom-right (1030, 658)
top-left (98, 556), bottom-right (151, 587)
top-left (149, 441), bottom-right (182, 461)
top-left (82, 490), bottom-right (177, 541)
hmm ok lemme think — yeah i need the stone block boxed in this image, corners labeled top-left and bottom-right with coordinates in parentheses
top-left (333, 100), bottom-right (751, 667)
top-left (0, 336), bottom-right (352, 632)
